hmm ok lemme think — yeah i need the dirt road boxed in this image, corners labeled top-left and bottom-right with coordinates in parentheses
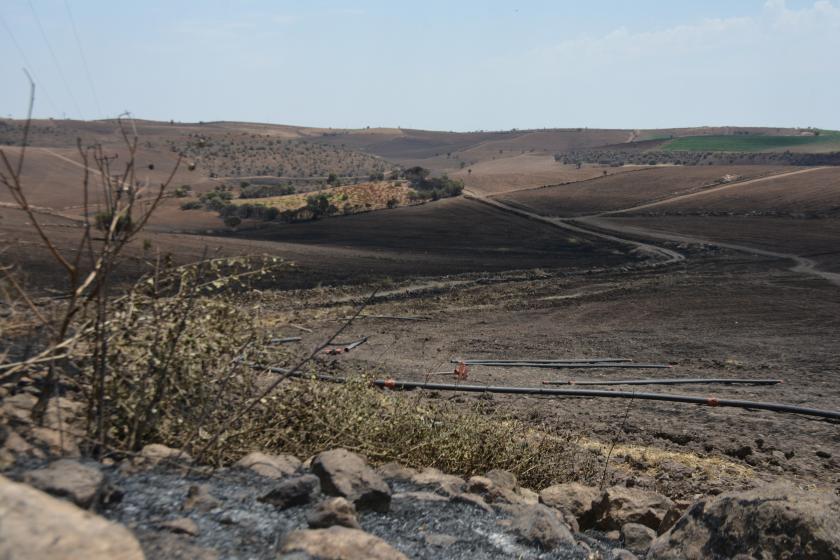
top-left (468, 165), bottom-right (840, 287)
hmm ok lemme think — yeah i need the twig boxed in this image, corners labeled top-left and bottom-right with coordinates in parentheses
top-left (600, 391), bottom-right (635, 490)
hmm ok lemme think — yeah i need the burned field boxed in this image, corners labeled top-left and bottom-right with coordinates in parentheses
top-left (3, 119), bottom-right (840, 502)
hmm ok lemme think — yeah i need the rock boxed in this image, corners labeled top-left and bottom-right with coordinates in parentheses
top-left (594, 486), bottom-right (674, 531)
top-left (234, 451), bottom-right (301, 479)
top-left (467, 475), bottom-right (521, 504)
top-left (158, 517), bottom-right (200, 536)
top-left (410, 467), bottom-right (465, 496)
top-left (1, 393), bottom-right (37, 422)
top-left (307, 497), bottom-right (360, 529)
top-left (2, 428), bottom-right (42, 458)
top-left (280, 526), bottom-right (408, 560)
top-left (311, 449), bottom-right (391, 512)
top-left (450, 492), bottom-right (494, 513)
top-left (423, 533), bottom-right (458, 547)
top-left (648, 482), bottom-right (840, 559)
top-left (29, 426), bottom-right (80, 457)
top-left (182, 484), bottom-right (221, 512)
top-left (136, 443), bottom-right (192, 467)
top-left (485, 468), bottom-right (518, 490)
top-left (508, 503), bottom-right (576, 550)
top-left (259, 474), bottom-right (321, 509)
top-left (621, 523), bottom-right (656, 555)
top-left (816, 449), bottom-right (832, 459)
top-left (376, 462), bottom-right (418, 481)
top-left (539, 482), bottom-right (601, 529)
top-left (657, 501), bottom-right (690, 535)
top-left (24, 459), bottom-right (104, 508)
top-left (605, 530), bottom-right (621, 541)
top-left (42, 397), bottom-right (86, 430)
top-left (613, 549), bottom-right (639, 560)
top-left (517, 486), bottom-right (540, 505)
top-left (0, 474), bottom-right (144, 559)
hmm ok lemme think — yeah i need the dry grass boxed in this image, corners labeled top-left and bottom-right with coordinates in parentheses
top-left (231, 180), bottom-right (417, 214)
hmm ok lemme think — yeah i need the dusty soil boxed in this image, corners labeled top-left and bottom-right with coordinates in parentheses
top-left (451, 154), bottom-right (638, 196)
top-left (496, 166), bottom-right (795, 218)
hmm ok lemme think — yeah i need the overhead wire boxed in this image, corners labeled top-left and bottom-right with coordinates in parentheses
top-left (0, 11), bottom-right (60, 116)
top-left (63, 0), bottom-right (102, 118)
top-left (27, 0), bottom-right (83, 118)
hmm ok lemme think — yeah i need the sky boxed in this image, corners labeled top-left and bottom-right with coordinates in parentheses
top-left (1, 0), bottom-right (839, 131)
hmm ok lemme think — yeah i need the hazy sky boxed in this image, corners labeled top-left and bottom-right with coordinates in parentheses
top-left (2, 0), bottom-right (839, 130)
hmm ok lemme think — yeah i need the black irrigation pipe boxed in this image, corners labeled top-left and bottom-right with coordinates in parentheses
top-left (269, 337), bottom-right (302, 345)
top-left (542, 378), bottom-right (784, 387)
top-left (452, 358), bottom-right (632, 364)
top-left (253, 364), bottom-right (840, 421)
top-left (460, 362), bottom-right (673, 370)
top-left (368, 379), bottom-right (840, 421)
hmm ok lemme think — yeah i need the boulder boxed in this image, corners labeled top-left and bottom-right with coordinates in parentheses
top-left (508, 503), bottom-right (576, 550)
top-left (311, 448), bottom-right (391, 512)
top-left (280, 526), bottom-right (408, 560)
top-left (621, 522), bottom-right (656, 555)
top-left (0, 474), bottom-right (144, 559)
top-left (410, 467), bottom-right (465, 496)
top-left (259, 474), bottom-right (321, 509)
top-left (539, 482), bottom-right (601, 529)
top-left (24, 459), bottom-right (104, 508)
top-left (613, 549), bottom-right (640, 560)
top-left (648, 482), bottom-right (840, 559)
top-left (594, 485), bottom-right (674, 531)
top-left (307, 497), bottom-right (360, 529)
top-left (234, 451), bottom-right (301, 479)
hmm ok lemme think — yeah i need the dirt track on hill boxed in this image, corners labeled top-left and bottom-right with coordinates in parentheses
top-left (485, 166), bottom-right (840, 287)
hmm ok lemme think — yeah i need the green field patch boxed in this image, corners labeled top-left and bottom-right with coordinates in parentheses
top-left (661, 133), bottom-right (840, 153)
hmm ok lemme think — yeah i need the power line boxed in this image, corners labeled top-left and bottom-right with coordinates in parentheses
top-left (27, 0), bottom-right (83, 119)
top-left (0, 11), bottom-right (60, 116)
top-left (64, 0), bottom-right (102, 118)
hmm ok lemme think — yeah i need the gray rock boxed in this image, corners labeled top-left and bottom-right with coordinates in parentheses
top-left (311, 449), bottom-right (391, 512)
top-left (280, 526), bottom-right (408, 559)
top-left (621, 522), bottom-right (656, 554)
top-left (508, 503), bottom-right (576, 550)
top-left (648, 482), bottom-right (840, 559)
top-left (594, 485), bottom-right (674, 531)
top-left (307, 497), bottom-right (360, 529)
top-left (612, 549), bottom-right (639, 560)
top-left (259, 474), bottom-right (321, 509)
top-left (0, 474), bottom-right (144, 560)
top-left (410, 467), bottom-right (465, 496)
top-left (234, 451), bottom-right (301, 479)
top-left (539, 482), bottom-right (601, 529)
top-left (24, 459), bottom-right (104, 508)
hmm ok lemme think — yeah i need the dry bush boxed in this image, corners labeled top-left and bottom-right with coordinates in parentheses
top-left (226, 376), bottom-right (596, 489)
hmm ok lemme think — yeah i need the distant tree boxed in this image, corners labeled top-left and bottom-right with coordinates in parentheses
top-left (224, 215), bottom-right (241, 229)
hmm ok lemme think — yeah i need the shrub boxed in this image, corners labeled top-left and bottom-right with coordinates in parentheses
top-left (224, 215), bottom-right (242, 229)
top-left (180, 200), bottom-right (202, 210)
